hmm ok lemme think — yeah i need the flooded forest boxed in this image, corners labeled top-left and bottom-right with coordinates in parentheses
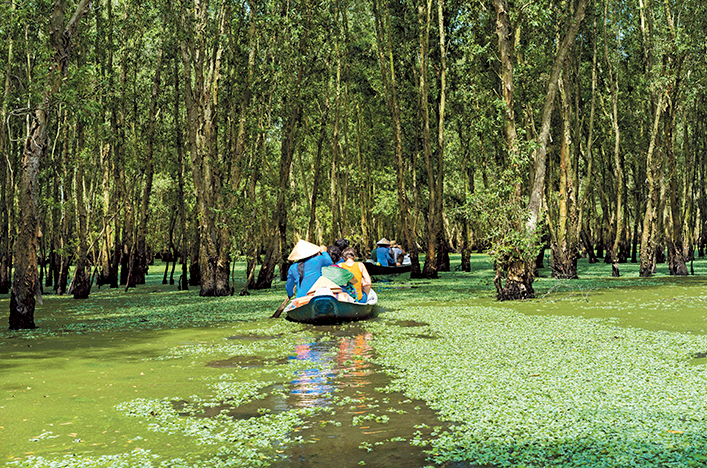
top-left (3, 0), bottom-right (707, 466)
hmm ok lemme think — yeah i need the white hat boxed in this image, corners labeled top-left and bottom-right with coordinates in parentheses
top-left (376, 238), bottom-right (390, 246)
top-left (288, 239), bottom-right (320, 261)
top-left (307, 276), bottom-right (342, 294)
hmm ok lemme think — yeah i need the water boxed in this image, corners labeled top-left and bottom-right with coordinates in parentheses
top-left (4, 256), bottom-right (707, 467)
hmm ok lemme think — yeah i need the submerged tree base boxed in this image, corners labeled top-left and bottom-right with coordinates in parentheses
top-left (496, 279), bottom-right (535, 301)
top-left (494, 260), bottom-right (535, 301)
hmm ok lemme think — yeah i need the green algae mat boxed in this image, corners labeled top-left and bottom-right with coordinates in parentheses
top-left (3, 255), bottom-right (707, 467)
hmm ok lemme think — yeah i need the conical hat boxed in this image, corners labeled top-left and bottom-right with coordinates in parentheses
top-left (288, 239), bottom-right (320, 261)
top-left (307, 276), bottom-right (342, 294)
top-left (376, 238), bottom-right (390, 246)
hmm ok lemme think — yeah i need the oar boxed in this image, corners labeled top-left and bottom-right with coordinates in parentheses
top-left (271, 296), bottom-right (292, 319)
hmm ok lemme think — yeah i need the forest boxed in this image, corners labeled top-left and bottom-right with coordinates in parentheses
top-left (2, 0), bottom-right (707, 329)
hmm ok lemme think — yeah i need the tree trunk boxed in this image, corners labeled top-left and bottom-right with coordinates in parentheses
top-left (372, 0), bottom-right (421, 277)
top-left (307, 92), bottom-right (331, 242)
top-left (419, 0), bottom-right (438, 279)
top-left (330, 36), bottom-right (343, 241)
top-left (179, 0), bottom-right (232, 296)
top-left (548, 68), bottom-right (580, 280)
top-left (434, 0), bottom-right (449, 273)
top-left (0, 14), bottom-right (15, 295)
top-left (73, 121), bottom-right (91, 299)
top-left (639, 94), bottom-right (665, 277)
top-left (172, 56), bottom-right (189, 291)
top-left (254, 231), bottom-right (279, 290)
top-left (10, 117), bottom-right (43, 329)
top-left (527, 0), bottom-right (588, 234)
top-left (10, 0), bottom-right (91, 328)
top-left (131, 46), bottom-right (163, 287)
top-left (494, 259), bottom-right (535, 301)
top-left (603, 0), bottom-right (624, 277)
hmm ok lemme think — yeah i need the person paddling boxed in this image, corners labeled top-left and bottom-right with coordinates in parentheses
top-left (339, 247), bottom-right (372, 303)
top-left (375, 238), bottom-right (395, 267)
top-left (286, 240), bottom-right (333, 298)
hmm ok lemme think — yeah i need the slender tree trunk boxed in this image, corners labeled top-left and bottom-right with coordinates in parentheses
top-left (330, 36), bottom-right (343, 241)
top-left (662, 1), bottom-right (687, 276)
top-left (434, 0), bottom-right (449, 273)
top-left (549, 68), bottom-right (580, 279)
top-left (527, 0), bottom-right (588, 233)
top-left (307, 89), bottom-right (331, 242)
top-left (0, 11), bottom-right (15, 295)
top-left (602, 0), bottom-right (624, 277)
top-left (10, 0), bottom-right (92, 329)
top-left (73, 121), bottom-right (91, 299)
top-left (503, 0), bottom-right (587, 300)
top-left (418, 0), bottom-right (438, 279)
top-left (639, 94), bottom-right (665, 277)
top-left (578, 7), bottom-right (598, 266)
top-left (180, 0), bottom-right (232, 296)
top-left (355, 104), bottom-right (373, 248)
top-left (171, 56), bottom-right (189, 291)
top-left (372, 0), bottom-right (421, 276)
top-left (131, 46), bottom-right (163, 287)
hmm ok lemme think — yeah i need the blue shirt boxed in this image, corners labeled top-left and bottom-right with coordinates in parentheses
top-left (376, 246), bottom-right (394, 267)
top-left (286, 252), bottom-right (333, 298)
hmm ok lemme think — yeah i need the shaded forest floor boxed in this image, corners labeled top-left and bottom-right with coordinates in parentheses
top-left (2, 254), bottom-right (707, 467)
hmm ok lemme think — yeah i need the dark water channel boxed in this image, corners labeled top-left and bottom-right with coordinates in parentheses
top-left (211, 323), bottom-right (460, 468)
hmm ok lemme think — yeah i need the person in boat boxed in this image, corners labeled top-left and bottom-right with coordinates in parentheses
top-left (375, 238), bottom-right (395, 267)
top-left (329, 238), bottom-right (349, 265)
top-left (286, 239), bottom-right (333, 298)
top-left (339, 247), bottom-right (372, 303)
top-left (334, 238), bottom-right (350, 251)
top-left (327, 245), bottom-right (342, 265)
top-left (390, 241), bottom-right (406, 266)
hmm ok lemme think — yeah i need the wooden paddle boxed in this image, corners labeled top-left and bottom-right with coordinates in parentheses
top-left (271, 296), bottom-right (292, 319)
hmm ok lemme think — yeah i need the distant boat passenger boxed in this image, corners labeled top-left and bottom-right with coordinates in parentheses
top-left (286, 240), bottom-right (333, 298)
top-left (390, 241), bottom-right (406, 266)
top-left (375, 238), bottom-right (395, 267)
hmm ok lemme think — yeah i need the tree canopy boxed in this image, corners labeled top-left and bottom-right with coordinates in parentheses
top-left (3, 0), bottom-right (707, 327)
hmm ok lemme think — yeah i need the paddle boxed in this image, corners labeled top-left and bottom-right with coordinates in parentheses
top-left (271, 296), bottom-right (292, 319)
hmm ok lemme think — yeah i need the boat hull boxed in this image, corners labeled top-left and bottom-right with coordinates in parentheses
top-left (286, 295), bottom-right (377, 324)
top-left (364, 262), bottom-right (411, 276)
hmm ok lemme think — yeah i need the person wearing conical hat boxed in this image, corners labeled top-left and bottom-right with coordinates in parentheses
top-left (375, 238), bottom-right (395, 267)
top-left (285, 239), bottom-right (333, 298)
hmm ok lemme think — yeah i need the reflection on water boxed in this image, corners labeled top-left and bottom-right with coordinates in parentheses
top-left (289, 332), bottom-right (373, 407)
top-left (269, 326), bottom-right (449, 468)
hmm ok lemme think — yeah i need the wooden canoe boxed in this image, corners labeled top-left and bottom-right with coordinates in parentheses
top-left (286, 290), bottom-right (378, 324)
top-left (363, 262), bottom-right (412, 276)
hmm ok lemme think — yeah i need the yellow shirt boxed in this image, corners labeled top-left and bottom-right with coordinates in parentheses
top-left (338, 261), bottom-right (364, 301)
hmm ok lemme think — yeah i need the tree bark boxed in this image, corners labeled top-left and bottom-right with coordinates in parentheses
top-left (10, 0), bottom-right (92, 329)
top-left (549, 69), bottom-right (580, 280)
top-left (603, 0), bottom-right (624, 277)
top-left (131, 46), bottom-right (163, 287)
top-left (434, 0), bottom-right (449, 273)
top-left (179, 0), bottom-right (232, 296)
top-left (372, 0), bottom-right (421, 277)
top-left (527, 0), bottom-right (589, 234)
top-left (419, 0), bottom-right (438, 279)
top-left (639, 94), bottom-right (665, 276)
top-left (73, 120), bottom-right (91, 299)
top-left (0, 6), bottom-right (15, 295)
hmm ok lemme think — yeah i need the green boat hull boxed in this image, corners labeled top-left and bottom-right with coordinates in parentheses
top-left (286, 295), bottom-right (377, 324)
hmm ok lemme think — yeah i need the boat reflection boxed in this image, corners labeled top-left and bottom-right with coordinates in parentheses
top-left (289, 332), bottom-right (373, 407)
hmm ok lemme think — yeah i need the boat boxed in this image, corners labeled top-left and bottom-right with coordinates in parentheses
top-left (363, 261), bottom-right (412, 276)
top-left (286, 289), bottom-right (378, 324)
